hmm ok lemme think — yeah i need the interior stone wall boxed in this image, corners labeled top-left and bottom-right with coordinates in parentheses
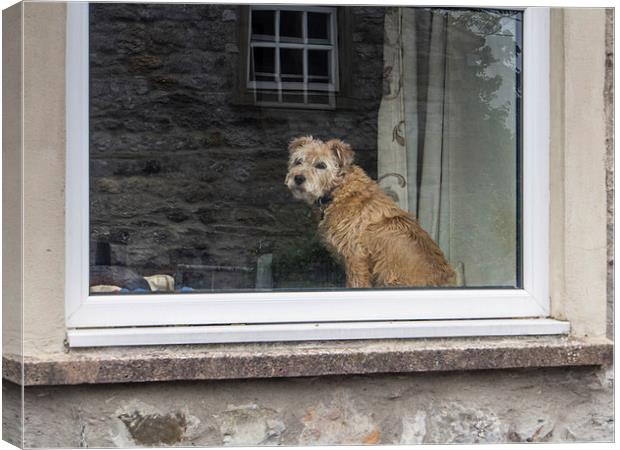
top-left (88, 3), bottom-right (385, 290)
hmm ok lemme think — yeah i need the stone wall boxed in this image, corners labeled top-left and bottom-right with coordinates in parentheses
top-left (3, 366), bottom-right (613, 446)
top-left (88, 3), bottom-right (385, 290)
top-left (605, 9), bottom-right (614, 340)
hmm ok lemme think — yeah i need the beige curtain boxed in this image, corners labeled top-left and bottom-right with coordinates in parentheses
top-left (378, 8), bottom-right (452, 257)
top-left (378, 8), bottom-right (519, 287)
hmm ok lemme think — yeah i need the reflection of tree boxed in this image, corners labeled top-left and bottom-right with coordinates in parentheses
top-left (448, 9), bottom-right (522, 94)
top-left (414, 8), bottom-right (522, 284)
top-left (441, 8), bottom-right (520, 142)
top-left (448, 9), bottom-right (521, 276)
top-left (411, 8), bottom-right (521, 153)
top-left (450, 9), bottom-right (521, 38)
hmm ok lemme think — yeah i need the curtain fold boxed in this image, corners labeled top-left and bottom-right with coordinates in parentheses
top-left (378, 8), bottom-right (451, 252)
top-left (377, 8), bottom-right (409, 210)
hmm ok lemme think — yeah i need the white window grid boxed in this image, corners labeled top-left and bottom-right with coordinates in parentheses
top-left (65, 5), bottom-right (566, 347)
top-left (247, 5), bottom-right (339, 108)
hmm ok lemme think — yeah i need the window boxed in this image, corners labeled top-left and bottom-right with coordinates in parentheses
top-left (247, 6), bottom-right (339, 108)
top-left (66, 3), bottom-right (565, 346)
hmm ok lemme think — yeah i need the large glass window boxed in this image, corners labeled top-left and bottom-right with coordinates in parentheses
top-left (88, 4), bottom-right (522, 295)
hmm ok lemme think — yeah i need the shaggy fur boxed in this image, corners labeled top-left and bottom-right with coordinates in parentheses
top-left (285, 136), bottom-right (456, 288)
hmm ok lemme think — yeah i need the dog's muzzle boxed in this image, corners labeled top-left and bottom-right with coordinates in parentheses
top-left (294, 175), bottom-right (305, 186)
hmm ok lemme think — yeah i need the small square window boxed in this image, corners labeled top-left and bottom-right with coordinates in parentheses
top-left (247, 7), bottom-right (338, 108)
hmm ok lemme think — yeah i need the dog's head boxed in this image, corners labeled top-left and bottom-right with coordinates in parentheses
top-left (284, 136), bottom-right (354, 205)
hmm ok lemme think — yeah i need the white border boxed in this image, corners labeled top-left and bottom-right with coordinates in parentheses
top-left (65, 5), bottom-right (555, 341)
top-left (522, 6), bottom-right (550, 317)
top-left (65, 1), bottom-right (90, 325)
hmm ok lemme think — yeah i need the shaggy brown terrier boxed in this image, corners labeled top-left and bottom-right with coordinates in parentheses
top-left (285, 136), bottom-right (456, 288)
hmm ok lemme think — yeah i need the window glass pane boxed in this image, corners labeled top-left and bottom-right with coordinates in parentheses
top-left (89, 4), bottom-right (522, 294)
top-left (251, 9), bottom-right (275, 40)
top-left (250, 47), bottom-right (276, 82)
top-left (255, 91), bottom-right (279, 103)
top-left (308, 12), bottom-right (330, 43)
top-left (307, 91), bottom-right (332, 105)
top-left (308, 49), bottom-right (330, 83)
top-left (280, 49), bottom-right (303, 82)
top-left (282, 92), bottom-right (306, 104)
top-left (279, 10), bottom-right (303, 42)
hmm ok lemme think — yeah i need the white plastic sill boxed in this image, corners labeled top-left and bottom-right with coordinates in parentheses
top-left (67, 318), bottom-right (570, 347)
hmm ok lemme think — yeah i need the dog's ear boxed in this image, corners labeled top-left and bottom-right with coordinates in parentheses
top-left (288, 135), bottom-right (314, 154)
top-left (327, 139), bottom-right (354, 169)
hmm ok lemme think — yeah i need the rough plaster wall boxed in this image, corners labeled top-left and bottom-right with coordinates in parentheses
top-left (2, 2), bottom-right (23, 359)
top-left (22, 1), bottom-right (67, 354)
top-left (556, 8), bottom-right (609, 337)
top-left (6, 366), bottom-right (612, 447)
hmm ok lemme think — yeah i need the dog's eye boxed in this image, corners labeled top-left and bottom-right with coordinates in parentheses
top-left (294, 159), bottom-right (302, 166)
top-left (315, 162), bottom-right (327, 170)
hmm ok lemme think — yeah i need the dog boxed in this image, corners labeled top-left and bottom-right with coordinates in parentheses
top-left (284, 135), bottom-right (456, 288)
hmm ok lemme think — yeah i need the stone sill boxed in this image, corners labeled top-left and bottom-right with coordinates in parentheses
top-left (2, 335), bottom-right (613, 386)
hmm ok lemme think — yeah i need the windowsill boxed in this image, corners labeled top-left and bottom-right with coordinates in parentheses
top-left (2, 335), bottom-right (613, 386)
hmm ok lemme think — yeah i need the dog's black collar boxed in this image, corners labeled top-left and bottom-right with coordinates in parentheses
top-left (316, 192), bottom-right (333, 208)
top-left (316, 190), bottom-right (334, 220)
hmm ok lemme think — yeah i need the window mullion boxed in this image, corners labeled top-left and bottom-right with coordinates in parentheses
top-left (303, 11), bottom-right (309, 104)
top-left (303, 49), bottom-right (309, 105)
top-left (330, 11), bottom-right (338, 92)
top-left (275, 10), bottom-right (282, 102)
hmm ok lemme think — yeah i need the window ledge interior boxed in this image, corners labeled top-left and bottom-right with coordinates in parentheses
top-left (2, 335), bottom-right (613, 386)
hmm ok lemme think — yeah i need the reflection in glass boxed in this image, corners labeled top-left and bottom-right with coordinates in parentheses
top-left (308, 12), bottom-right (330, 42)
top-left (250, 47), bottom-right (276, 82)
top-left (308, 50), bottom-right (330, 83)
top-left (89, 4), bottom-right (522, 294)
top-left (280, 49), bottom-right (304, 82)
top-left (251, 10), bottom-right (275, 40)
top-left (279, 10), bottom-right (303, 42)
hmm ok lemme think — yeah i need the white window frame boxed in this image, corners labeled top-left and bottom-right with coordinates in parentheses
top-left (65, 4), bottom-right (568, 347)
top-left (247, 5), bottom-right (339, 108)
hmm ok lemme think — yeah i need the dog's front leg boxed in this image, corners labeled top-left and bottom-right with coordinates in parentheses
top-left (344, 255), bottom-right (372, 288)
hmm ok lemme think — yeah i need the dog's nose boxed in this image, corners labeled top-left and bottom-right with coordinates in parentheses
top-left (294, 175), bottom-right (305, 185)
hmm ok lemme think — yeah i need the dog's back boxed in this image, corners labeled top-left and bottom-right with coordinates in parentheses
top-left (365, 214), bottom-right (457, 287)
top-left (320, 165), bottom-right (456, 287)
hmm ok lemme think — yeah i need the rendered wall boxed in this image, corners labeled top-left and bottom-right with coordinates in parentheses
top-left (2, 1), bottom-right (23, 361)
top-left (21, 1), bottom-right (67, 354)
top-left (2, 4), bottom-right (24, 447)
top-left (548, 8), bottom-right (608, 338)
